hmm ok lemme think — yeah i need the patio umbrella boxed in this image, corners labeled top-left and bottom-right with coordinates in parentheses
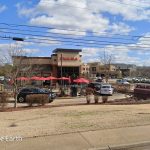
top-left (45, 76), bottom-right (57, 80)
top-left (37, 77), bottom-right (47, 81)
top-left (73, 78), bottom-right (89, 83)
top-left (16, 77), bottom-right (30, 81)
top-left (44, 76), bottom-right (57, 92)
top-left (58, 77), bottom-right (70, 88)
top-left (73, 78), bottom-right (89, 96)
top-left (58, 77), bottom-right (70, 80)
top-left (30, 76), bottom-right (41, 80)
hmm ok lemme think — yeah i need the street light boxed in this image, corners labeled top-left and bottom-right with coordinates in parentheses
top-left (12, 37), bottom-right (24, 42)
top-left (61, 53), bottom-right (63, 86)
top-left (11, 36), bottom-right (24, 108)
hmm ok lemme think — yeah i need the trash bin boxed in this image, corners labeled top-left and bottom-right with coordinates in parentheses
top-left (71, 84), bottom-right (77, 97)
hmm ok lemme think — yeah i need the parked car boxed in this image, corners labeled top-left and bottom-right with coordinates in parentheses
top-left (100, 84), bottom-right (113, 95)
top-left (116, 79), bottom-right (129, 85)
top-left (17, 87), bottom-right (56, 103)
top-left (133, 83), bottom-right (150, 100)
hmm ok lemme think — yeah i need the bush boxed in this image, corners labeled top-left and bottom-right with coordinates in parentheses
top-left (86, 87), bottom-right (94, 95)
top-left (0, 92), bottom-right (8, 110)
top-left (26, 94), bottom-right (49, 107)
top-left (94, 95), bottom-right (99, 104)
top-left (102, 96), bottom-right (108, 103)
top-left (86, 95), bottom-right (91, 104)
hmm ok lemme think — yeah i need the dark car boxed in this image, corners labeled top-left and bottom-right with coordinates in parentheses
top-left (17, 87), bottom-right (56, 103)
top-left (87, 82), bottom-right (102, 94)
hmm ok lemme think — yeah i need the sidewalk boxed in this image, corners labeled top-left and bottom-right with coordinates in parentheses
top-left (1, 124), bottom-right (150, 150)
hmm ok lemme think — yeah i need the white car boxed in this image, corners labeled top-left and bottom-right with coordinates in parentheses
top-left (116, 79), bottom-right (129, 85)
top-left (100, 84), bottom-right (113, 95)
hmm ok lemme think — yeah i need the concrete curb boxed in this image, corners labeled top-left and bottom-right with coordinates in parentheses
top-left (88, 141), bottom-right (150, 150)
top-left (57, 96), bottom-right (85, 99)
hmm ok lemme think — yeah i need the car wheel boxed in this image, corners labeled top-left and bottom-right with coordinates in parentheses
top-left (18, 97), bottom-right (25, 103)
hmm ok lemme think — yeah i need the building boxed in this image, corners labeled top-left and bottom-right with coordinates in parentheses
top-left (13, 48), bottom-right (82, 79)
top-left (113, 64), bottom-right (137, 77)
top-left (87, 62), bottom-right (118, 78)
top-left (87, 62), bottom-right (102, 77)
top-left (80, 63), bottom-right (90, 78)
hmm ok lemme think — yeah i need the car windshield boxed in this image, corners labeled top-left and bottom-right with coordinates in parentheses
top-left (101, 85), bottom-right (111, 88)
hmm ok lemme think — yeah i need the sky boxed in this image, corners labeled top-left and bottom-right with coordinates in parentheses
top-left (0, 0), bottom-right (150, 66)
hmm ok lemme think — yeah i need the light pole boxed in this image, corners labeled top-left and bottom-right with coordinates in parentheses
top-left (60, 53), bottom-right (63, 87)
top-left (12, 37), bottom-right (24, 108)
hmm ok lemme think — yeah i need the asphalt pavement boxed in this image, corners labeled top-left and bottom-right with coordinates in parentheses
top-left (7, 93), bottom-right (126, 108)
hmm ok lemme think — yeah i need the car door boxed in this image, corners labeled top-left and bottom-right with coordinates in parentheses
top-left (18, 88), bottom-right (32, 100)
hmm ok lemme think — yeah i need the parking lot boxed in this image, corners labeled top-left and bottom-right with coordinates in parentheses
top-left (7, 93), bottom-right (126, 108)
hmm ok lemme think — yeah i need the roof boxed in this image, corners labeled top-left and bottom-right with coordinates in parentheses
top-left (113, 63), bottom-right (136, 69)
top-left (53, 48), bottom-right (82, 53)
top-left (12, 56), bottom-right (50, 59)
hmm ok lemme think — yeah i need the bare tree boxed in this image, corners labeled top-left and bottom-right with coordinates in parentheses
top-left (0, 42), bottom-right (27, 108)
top-left (100, 50), bottom-right (114, 83)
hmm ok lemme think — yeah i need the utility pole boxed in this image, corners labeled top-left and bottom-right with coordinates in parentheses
top-left (12, 37), bottom-right (24, 108)
top-left (61, 53), bottom-right (63, 86)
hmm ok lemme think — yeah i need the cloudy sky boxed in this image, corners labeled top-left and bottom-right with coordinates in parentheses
top-left (0, 0), bottom-right (150, 66)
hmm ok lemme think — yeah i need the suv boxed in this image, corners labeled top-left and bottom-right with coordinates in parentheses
top-left (87, 82), bottom-right (102, 94)
top-left (17, 87), bottom-right (56, 103)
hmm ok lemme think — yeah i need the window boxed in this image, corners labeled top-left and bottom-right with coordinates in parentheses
top-left (21, 89), bottom-right (31, 93)
top-left (92, 67), bottom-right (96, 71)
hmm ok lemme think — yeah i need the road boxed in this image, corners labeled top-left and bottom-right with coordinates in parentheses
top-left (127, 145), bottom-right (150, 150)
top-left (111, 143), bottom-right (150, 150)
top-left (7, 93), bottom-right (126, 108)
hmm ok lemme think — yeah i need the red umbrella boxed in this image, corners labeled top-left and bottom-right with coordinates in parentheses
top-left (38, 77), bottom-right (47, 81)
top-left (58, 77), bottom-right (69, 80)
top-left (16, 77), bottom-right (30, 81)
top-left (73, 78), bottom-right (89, 83)
top-left (30, 76), bottom-right (41, 80)
top-left (45, 76), bottom-right (57, 80)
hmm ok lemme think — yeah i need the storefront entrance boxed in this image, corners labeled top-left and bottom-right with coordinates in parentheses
top-left (57, 67), bottom-right (79, 79)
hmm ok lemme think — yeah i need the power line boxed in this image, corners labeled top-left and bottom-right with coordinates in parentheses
top-left (0, 26), bottom-right (135, 41)
top-left (0, 29), bottom-right (141, 47)
top-left (0, 35), bottom-right (150, 50)
top-left (0, 30), bottom-right (139, 46)
top-left (0, 22), bottom-right (133, 38)
top-left (0, 22), bottom-right (149, 40)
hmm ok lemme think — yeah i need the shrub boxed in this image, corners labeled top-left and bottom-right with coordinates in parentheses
top-left (94, 95), bottom-right (99, 104)
top-left (0, 92), bottom-right (8, 110)
top-left (86, 87), bottom-right (94, 95)
top-left (86, 95), bottom-right (91, 104)
top-left (26, 94), bottom-right (49, 107)
top-left (102, 96), bottom-right (108, 103)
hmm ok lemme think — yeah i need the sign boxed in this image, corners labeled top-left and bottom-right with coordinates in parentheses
top-left (60, 57), bottom-right (78, 61)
